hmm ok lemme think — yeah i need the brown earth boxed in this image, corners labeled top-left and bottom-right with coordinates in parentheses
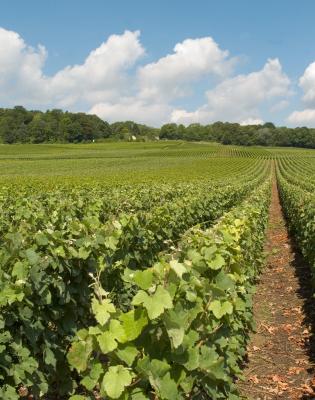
top-left (238, 178), bottom-right (315, 399)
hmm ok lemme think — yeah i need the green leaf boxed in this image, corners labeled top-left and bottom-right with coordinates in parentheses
top-left (119, 388), bottom-right (147, 400)
top-left (0, 384), bottom-right (20, 400)
top-left (91, 298), bottom-right (116, 326)
top-left (207, 254), bottom-right (225, 270)
top-left (221, 301), bottom-right (233, 315)
top-left (148, 358), bottom-right (171, 378)
top-left (131, 290), bottom-right (148, 306)
top-left (133, 269), bottom-right (153, 290)
top-left (187, 249), bottom-right (203, 266)
top-left (105, 235), bottom-right (119, 250)
top-left (209, 300), bottom-right (222, 318)
top-left (163, 302), bottom-right (195, 349)
top-left (203, 245), bottom-right (217, 259)
top-left (67, 339), bottom-right (92, 372)
top-left (77, 329), bottom-right (89, 340)
top-left (78, 247), bottom-right (90, 260)
top-left (97, 331), bottom-right (117, 354)
top-left (35, 232), bottom-right (49, 246)
top-left (199, 346), bottom-right (219, 369)
top-left (182, 329), bottom-right (199, 348)
top-left (119, 308), bottom-right (148, 341)
top-left (169, 260), bottom-right (187, 278)
top-left (183, 347), bottom-right (200, 371)
top-left (163, 313), bottom-right (185, 349)
top-left (116, 344), bottom-right (138, 366)
top-left (12, 261), bottom-right (27, 280)
top-left (207, 358), bottom-right (226, 381)
top-left (88, 326), bottom-right (102, 335)
top-left (167, 325), bottom-right (185, 349)
top-left (54, 245), bottom-right (66, 257)
top-left (199, 346), bottom-right (226, 380)
top-left (155, 372), bottom-right (178, 400)
top-left (69, 396), bottom-right (87, 400)
top-left (44, 347), bottom-right (56, 368)
top-left (234, 297), bottom-right (246, 311)
top-left (81, 362), bottom-right (103, 390)
top-left (215, 271), bottom-right (235, 291)
top-left (129, 388), bottom-right (148, 399)
top-left (80, 376), bottom-right (96, 391)
top-left (180, 374), bottom-right (195, 394)
top-left (109, 319), bottom-right (127, 343)
top-left (132, 286), bottom-right (173, 320)
top-left (208, 300), bottom-right (233, 319)
top-left (220, 229), bottom-right (234, 244)
top-left (101, 365), bottom-right (133, 399)
top-left (186, 291), bottom-right (197, 302)
top-left (90, 361), bottom-right (103, 379)
top-left (25, 248), bottom-right (40, 265)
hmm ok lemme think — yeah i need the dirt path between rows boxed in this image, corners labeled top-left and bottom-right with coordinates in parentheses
top-left (238, 177), bottom-right (315, 399)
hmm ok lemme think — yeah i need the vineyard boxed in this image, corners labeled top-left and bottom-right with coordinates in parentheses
top-left (0, 141), bottom-right (315, 399)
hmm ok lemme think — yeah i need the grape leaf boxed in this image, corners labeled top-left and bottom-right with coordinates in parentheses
top-left (133, 269), bottom-right (153, 290)
top-left (67, 339), bottom-right (92, 372)
top-left (91, 298), bottom-right (115, 326)
top-left (132, 286), bottom-right (173, 320)
top-left (209, 300), bottom-right (233, 319)
top-left (97, 331), bottom-right (117, 354)
top-left (101, 365), bottom-right (133, 399)
top-left (207, 254), bottom-right (225, 270)
top-left (119, 308), bottom-right (148, 341)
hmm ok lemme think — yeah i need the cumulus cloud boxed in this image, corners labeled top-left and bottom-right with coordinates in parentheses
top-left (287, 109), bottom-right (315, 126)
top-left (0, 27), bottom-right (294, 126)
top-left (48, 30), bottom-right (144, 107)
top-left (205, 58), bottom-right (290, 118)
top-left (89, 35), bottom-right (237, 125)
top-left (240, 118), bottom-right (264, 126)
top-left (0, 28), bottom-right (144, 108)
top-left (89, 99), bottom-right (171, 126)
top-left (299, 62), bottom-right (315, 106)
top-left (137, 36), bottom-right (235, 101)
top-left (287, 62), bottom-right (315, 127)
top-left (0, 27), bottom-right (47, 104)
top-left (170, 109), bottom-right (205, 125)
top-left (171, 59), bottom-right (291, 125)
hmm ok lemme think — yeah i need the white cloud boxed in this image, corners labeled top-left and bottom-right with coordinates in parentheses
top-left (90, 35), bottom-right (237, 125)
top-left (240, 118), bottom-right (264, 126)
top-left (205, 58), bottom-right (290, 119)
top-left (48, 30), bottom-right (144, 107)
top-left (89, 99), bottom-right (171, 126)
top-left (287, 109), bottom-right (315, 126)
top-left (137, 36), bottom-right (235, 101)
top-left (171, 108), bottom-right (217, 125)
top-left (299, 62), bottom-right (315, 106)
top-left (0, 27), bottom-right (47, 103)
top-left (0, 27), bottom-right (294, 127)
top-left (287, 62), bottom-right (315, 127)
top-left (171, 59), bottom-right (291, 125)
top-left (0, 28), bottom-right (144, 108)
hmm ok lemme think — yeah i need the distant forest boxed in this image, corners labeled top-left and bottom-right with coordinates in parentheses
top-left (1, 106), bottom-right (315, 148)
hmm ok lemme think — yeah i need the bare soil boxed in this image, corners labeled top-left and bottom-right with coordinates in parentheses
top-left (238, 179), bottom-right (315, 399)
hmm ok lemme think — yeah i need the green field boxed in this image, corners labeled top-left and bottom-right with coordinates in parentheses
top-left (1, 142), bottom-right (314, 179)
top-left (1, 141), bottom-right (315, 399)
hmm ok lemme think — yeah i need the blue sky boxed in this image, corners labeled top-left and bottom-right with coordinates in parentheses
top-left (1, 0), bottom-right (315, 127)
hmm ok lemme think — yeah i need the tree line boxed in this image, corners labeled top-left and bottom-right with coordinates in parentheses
top-left (160, 122), bottom-right (315, 148)
top-left (1, 106), bottom-right (315, 148)
top-left (0, 107), bottom-right (159, 143)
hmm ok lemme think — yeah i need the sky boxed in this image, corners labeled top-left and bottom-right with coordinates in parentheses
top-left (1, 0), bottom-right (315, 127)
